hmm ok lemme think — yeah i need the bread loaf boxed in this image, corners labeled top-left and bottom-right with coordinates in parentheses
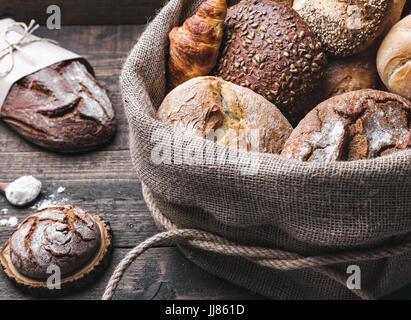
top-left (1, 60), bottom-right (116, 152)
top-left (281, 89), bottom-right (411, 162)
top-left (214, 0), bottom-right (327, 124)
top-left (377, 15), bottom-right (411, 100)
top-left (322, 48), bottom-right (379, 99)
top-left (9, 206), bottom-right (101, 279)
top-left (157, 76), bottom-right (293, 154)
top-left (293, 0), bottom-right (393, 57)
top-left (0, 206), bottom-right (113, 296)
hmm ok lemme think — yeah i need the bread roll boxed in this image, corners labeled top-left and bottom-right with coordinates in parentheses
top-left (293, 0), bottom-right (393, 57)
top-left (322, 48), bottom-right (379, 99)
top-left (214, 0), bottom-right (327, 125)
top-left (0, 206), bottom-right (113, 296)
top-left (157, 76), bottom-right (293, 154)
top-left (281, 90), bottom-right (411, 162)
top-left (389, 0), bottom-right (407, 29)
top-left (167, 0), bottom-right (227, 88)
top-left (377, 15), bottom-right (411, 100)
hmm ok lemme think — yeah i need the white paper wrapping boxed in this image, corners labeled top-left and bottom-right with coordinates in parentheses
top-left (0, 18), bottom-right (81, 111)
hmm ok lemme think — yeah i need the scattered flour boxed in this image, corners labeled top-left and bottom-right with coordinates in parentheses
top-left (31, 188), bottom-right (70, 211)
top-left (5, 176), bottom-right (42, 206)
top-left (1, 208), bottom-right (8, 215)
top-left (0, 216), bottom-right (18, 228)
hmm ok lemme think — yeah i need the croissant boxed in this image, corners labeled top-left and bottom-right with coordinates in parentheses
top-left (168, 0), bottom-right (227, 88)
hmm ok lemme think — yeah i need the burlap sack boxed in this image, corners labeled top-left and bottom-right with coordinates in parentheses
top-left (114, 0), bottom-right (411, 300)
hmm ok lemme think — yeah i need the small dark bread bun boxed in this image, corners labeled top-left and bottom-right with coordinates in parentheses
top-left (0, 206), bottom-right (112, 296)
top-left (281, 89), bottom-right (411, 162)
top-left (322, 48), bottom-right (379, 99)
top-left (214, 0), bottom-right (327, 124)
top-left (293, 0), bottom-right (393, 57)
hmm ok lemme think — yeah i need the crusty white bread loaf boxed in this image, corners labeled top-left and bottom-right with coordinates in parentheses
top-left (377, 15), bottom-right (411, 100)
top-left (157, 76), bottom-right (293, 154)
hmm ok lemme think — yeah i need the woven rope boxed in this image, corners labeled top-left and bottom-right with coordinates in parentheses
top-left (102, 184), bottom-right (411, 300)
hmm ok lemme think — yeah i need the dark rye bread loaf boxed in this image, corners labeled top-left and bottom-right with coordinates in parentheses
top-left (293, 0), bottom-right (393, 57)
top-left (214, 0), bottom-right (327, 124)
top-left (9, 206), bottom-right (102, 280)
top-left (281, 89), bottom-right (411, 162)
top-left (1, 60), bottom-right (116, 153)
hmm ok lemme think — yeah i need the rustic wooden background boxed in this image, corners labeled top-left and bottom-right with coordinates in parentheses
top-left (0, 0), bottom-right (410, 300)
top-left (0, 25), bottom-right (263, 300)
top-left (0, 0), bottom-right (410, 25)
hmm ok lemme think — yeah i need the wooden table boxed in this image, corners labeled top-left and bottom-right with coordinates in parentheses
top-left (0, 24), bottom-right (265, 300)
top-left (1, 6), bottom-right (411, 300)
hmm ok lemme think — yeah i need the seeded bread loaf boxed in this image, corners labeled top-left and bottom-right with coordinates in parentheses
top-left (1, 60), bottom-right (116, 153)
top-left (157, 76), bottom-right (293, 154)
top-left (214, 0), bottom-right (327, 124)
top-left (281, 89), bottom-right (411, 162)
top-left (293, 0), bottom-right (393, 57)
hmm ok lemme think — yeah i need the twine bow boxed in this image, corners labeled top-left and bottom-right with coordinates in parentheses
top-left (0, 20), bottom-right (58, 77)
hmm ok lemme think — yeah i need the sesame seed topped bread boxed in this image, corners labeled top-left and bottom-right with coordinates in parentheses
top-left (281, 89), bottom-right (411, 162)
top-left (214, 0), bottom-right (327, 125)
top-left (157, 76), bottom-right (293, 154)
top-left (293, 0), bottom-right (393, 57)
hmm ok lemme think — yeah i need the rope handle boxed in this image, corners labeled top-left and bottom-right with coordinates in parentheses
top-left (101, 185), bottom-right (411, 300)
top-left (102, 227), bottom-right (379, 300)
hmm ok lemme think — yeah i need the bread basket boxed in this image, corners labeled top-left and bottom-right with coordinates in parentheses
top-left (103, 0), bottom-right (411, 300)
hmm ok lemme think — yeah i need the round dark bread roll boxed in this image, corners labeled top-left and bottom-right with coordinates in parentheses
top-left (157, 76), bottom-right (293, 154)
top-left (322, 47), bottom-right (379, 99)
top-left (0, 206), bottom-right (112, 296)
top-left (214, 0), bottom-right (327, 124)
top-left (281, 89), bottom-right (411, 162)
top-left (293, 0), bottom-right (393, 57)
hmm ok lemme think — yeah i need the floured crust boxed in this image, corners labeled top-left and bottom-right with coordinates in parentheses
top-left (1, 60), bottom-right (116, 153)
top-left (157, 76), bottom-right (293, 154)
top-left (294, 0), bottom-right (393, 57)
top-left (281, 89), bottom-right (411, 162)
top-left (0, 207), bottom-right (112, 296)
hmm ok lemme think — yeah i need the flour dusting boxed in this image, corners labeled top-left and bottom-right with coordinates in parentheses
top-left (0, 216), bottom-right (18, 228)
top-left (31, 187), bottom-right (70, 210)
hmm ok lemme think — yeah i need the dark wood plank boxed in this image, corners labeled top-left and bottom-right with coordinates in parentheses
top-left (0, 247), bottom-right (264, 300)
top-left (0, 0), bottom-right (164, 25)
top-left (0, 178), bottom-right (161, 248)
top-left (0, 151), bottom-right (134, 180)
top-left (0, 25), bottom-right (145, 152)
